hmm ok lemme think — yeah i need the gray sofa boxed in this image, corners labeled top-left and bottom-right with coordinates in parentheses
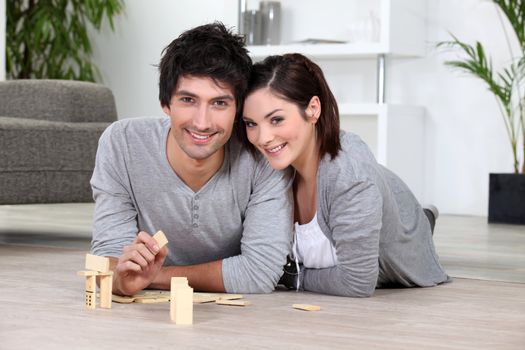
top-left (0, 79), bottom-right (117, 204)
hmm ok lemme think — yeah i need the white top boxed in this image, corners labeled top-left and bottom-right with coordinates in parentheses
top-left (292, 213), bottom-right (338, 269)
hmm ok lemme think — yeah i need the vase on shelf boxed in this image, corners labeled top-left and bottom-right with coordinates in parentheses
top-left (259, 1), bottom-right (281, 45)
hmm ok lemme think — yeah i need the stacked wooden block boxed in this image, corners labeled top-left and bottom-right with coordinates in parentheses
top-left (77, 254), bottom-right (113, 309)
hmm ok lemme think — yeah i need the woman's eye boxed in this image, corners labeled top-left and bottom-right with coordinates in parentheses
top-left (271, 117), bottom-right (284, 125)
top-left (244, 120), bottom-right (256, 128)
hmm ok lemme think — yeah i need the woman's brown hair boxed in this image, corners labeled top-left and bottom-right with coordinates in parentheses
top-left (237, 53), bottom-right (341, 159)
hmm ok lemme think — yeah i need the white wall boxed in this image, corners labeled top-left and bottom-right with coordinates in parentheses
top-left (1, 0), bottom-right (5, 80)
top-left (391, 0), bottom-right (516, 217)
top-left (90, 0), bottom-right (237, 118)
top-left (90, 0), bottom-right (520, 216)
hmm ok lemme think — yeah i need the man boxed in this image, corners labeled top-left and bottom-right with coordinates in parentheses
top-left (90, 22), bottom-right (293, 296)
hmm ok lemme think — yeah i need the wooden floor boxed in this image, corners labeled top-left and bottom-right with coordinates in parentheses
top-left (0, 203), bottom-right (524, 349)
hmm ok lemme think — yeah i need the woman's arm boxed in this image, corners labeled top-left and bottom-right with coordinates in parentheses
top-left (302, 179), bottom-right (383, 297)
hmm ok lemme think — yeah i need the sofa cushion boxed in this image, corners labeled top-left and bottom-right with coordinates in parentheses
top-left (0, 116), bottom-right (109, 171)
top-left (0, 80), bottom-right (117, 123)
top-left (0, 171), bottom-right (94, 204)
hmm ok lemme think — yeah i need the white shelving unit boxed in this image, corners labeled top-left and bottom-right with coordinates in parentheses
top-left (249, 43), bottom-right (387, 59)
top-left (239, 0), bottom-right (427, 199)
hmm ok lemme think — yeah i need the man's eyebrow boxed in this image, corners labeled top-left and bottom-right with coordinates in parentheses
top-left (173, 90), bottom-right (198, 97)
top-left (212, 95), bottom-right (235, 101)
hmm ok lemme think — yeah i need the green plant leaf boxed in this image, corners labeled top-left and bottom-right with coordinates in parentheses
top-left (6, 0), bottom-right (124, 82)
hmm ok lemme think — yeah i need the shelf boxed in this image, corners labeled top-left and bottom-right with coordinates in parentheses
top-left (337, 103), bottom-right (424, 116)
top-left (338, 103), bottom-right (381, 116)
top-left (247, 42), bottom-right (422, 60)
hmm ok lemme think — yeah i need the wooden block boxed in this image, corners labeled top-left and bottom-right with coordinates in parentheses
top-left (141, 290), bottom-right (170, 296)
top-left (112, 294), bottom-right (135, 303)
top-left (97, 271), bottom-right (113, 277)
top-left (135, 297), bottom-right (170, 304)
top-left (99, 274), bottom-right (113, 309)
top-left (133, 295), bottom-right (161, 301)
top-left (85, 291), bottom-right (96, 309)
top-left (171, 277), bottom-right (188, 286)
top-left (152, 230), bottom-right (168, 249)
top-left (85, 275), bottom-right (97, 293)
top-left (192, 293), bottom-right (243, 304)
top-left (112, 290), bottom-right (170, 303)
top-left (171, 277), bottom-right (193, 325)
top-left (85, 254), bottom-right (110, 273)
top-left (215, 299), bottom-right (250, 306)
top-left (292, 304), bottom-right (321, 311)
top-left (216, 294), bottom-right (243, 301)
top-left (192, 293), bottom-right (219, 304)
top-left (77, 270), bottom-right (98, 277)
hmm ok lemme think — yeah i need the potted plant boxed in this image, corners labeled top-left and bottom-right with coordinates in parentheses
top-left (6, 0), bottom-right (124, 82)
top-left (438, 0), bottom-right (525, 225)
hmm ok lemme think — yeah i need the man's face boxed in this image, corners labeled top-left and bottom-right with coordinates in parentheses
top-left (163, 75), bottom-right (236, 161)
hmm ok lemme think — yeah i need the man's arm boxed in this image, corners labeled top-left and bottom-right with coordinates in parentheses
top-left (151, 261), bottom-right (225, 292)
top-left (91, 122), bottom-right (139, 258)
top-left (109, 259), bottom-right (225, 295)
top-left (108, 231), bottom-right (224, 295)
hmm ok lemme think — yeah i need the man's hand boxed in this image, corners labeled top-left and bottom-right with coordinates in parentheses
top-left (112, 231), bottom-right (168, 296)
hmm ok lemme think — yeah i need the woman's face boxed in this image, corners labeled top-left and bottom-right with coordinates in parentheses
top-left (243, 88), bottom-right (319, 170)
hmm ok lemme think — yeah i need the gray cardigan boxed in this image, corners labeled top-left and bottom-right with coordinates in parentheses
top-left (302, 131), bottom-right (449, 297)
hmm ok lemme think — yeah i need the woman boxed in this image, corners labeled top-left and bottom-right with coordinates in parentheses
top-left (239, 53), bottom-right (449, 297)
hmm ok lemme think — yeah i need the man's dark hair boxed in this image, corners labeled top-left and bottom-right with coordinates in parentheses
top-left (159, 22), bottom-right (252, 118)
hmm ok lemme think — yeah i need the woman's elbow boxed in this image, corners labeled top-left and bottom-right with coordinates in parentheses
top-left (339, 276), bottom-right (377, 297)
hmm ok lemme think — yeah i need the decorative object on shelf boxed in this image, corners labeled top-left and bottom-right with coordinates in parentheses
top-left (438, 0), bottom-right (524, 224)
top-left (6, 0), bottom-right (124, 82)
top-left (242, 9), bottom-right (263, 45)
top-left (293, 39), bottom-right (347, 45)
top-left (259, 1), bottom-right (281, 45)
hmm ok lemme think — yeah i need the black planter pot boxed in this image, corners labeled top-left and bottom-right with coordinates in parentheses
top-left (488, 173), bottom-right (525, 225)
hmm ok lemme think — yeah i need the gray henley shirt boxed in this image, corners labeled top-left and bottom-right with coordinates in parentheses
top-left (90, 117), bottom-right (293, 293)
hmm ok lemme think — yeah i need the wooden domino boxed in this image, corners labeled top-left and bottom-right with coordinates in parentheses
top-left (135, 297), bottom-right (170, 304)
top-left (170, 277), bottom-right (193, 325)
top-left (99, 272), bottom-right (113, 309)
top-left (85, 254), bottom-right (110, 273)
top-left (152, 230), bottom-right (168, 249)
top-left (215, 299), bottom-right (250, 306)
top-left (85, 291), bottom-right (96, 309)
top-left (292, 304), bottom-right (321, 311)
